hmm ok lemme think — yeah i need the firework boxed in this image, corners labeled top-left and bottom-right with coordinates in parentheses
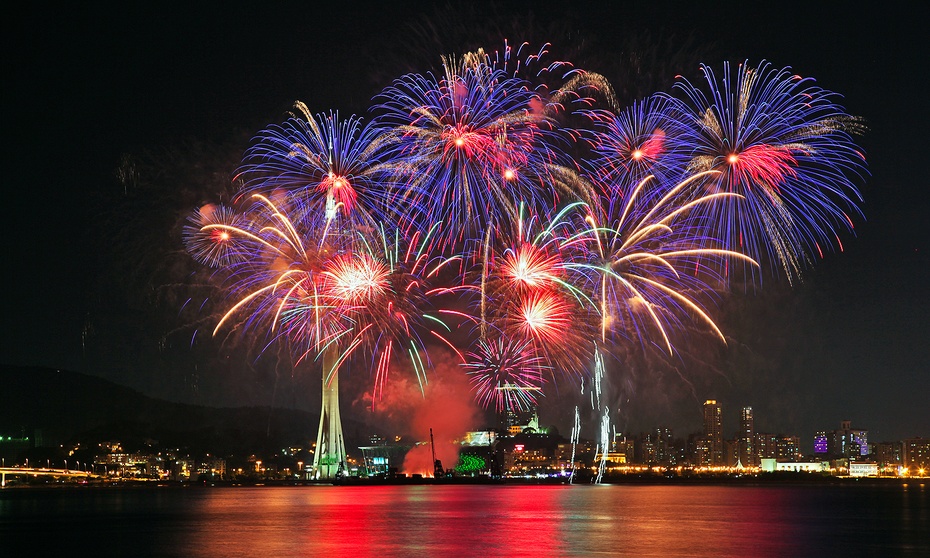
top-left (372, 54), bottom-right (585, 251)
top-left (326, 223), bottom-right (464, 404)
top-left (583, 93), bottom-right (692, 197)
top-left (667, 60), bottom-right (868, 280)
top-left (235, 104), bottom-right (398, 230)
top-left (464, 337), bottom-right (547, 413)
top-left (182, 203), bottom-right (249, 268)
top-left (183, 192), bottom-right (456, 404)
top-left (471, 204), bottom-right (597, 380)
top-left (575, 172), bottom-right (757, 355)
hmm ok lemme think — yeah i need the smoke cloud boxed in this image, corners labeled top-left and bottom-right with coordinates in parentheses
top-left (355, 348), bottom-right (487, 476)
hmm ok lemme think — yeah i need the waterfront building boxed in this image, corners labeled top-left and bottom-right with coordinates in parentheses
top-left (872, 441), bottom-right (903, 470)
top-left (760, 458), bottom-right (827, 473)
top-left (739, 406), bottom-right (756, 467)
top-left (756, 432), bottom-right (778, 461)
top-left (814, 431), bottom-right (829, 456)
top-left (613, 434), bottom-right (635, 465)
top-left (776, 436), bottom-right (801, 462)
top-left (654, 427), bottom-right (674, 466)
top-left (903, 437), bottom-right (929, 470)
top-left (703, 400), bottom-right (723, 466)
top-left (836, 420), bottom-right (869, 458)
top-left (849, 461), bottom-right (879, 477)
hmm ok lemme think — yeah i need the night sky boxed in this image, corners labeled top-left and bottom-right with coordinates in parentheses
top-left (5, 2), bottom-right (929, 446)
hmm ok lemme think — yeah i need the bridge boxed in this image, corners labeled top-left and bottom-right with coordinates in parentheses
top-left (1, 466), bottom-right (100, 487)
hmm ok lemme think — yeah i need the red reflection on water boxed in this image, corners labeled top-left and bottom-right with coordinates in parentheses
top-left (178, 484), bottom-right (923, 557)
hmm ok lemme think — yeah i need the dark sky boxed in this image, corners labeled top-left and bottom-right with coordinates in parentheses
top-left (5, 2), bottom-right (928, 446)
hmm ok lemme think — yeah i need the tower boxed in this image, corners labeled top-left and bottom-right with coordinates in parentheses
top-left (312, 346), bottom-right (348, 479)
top-left (740, 406), bottom-right (755, 467)
top-left (703, 400), bottom-right (723, 467)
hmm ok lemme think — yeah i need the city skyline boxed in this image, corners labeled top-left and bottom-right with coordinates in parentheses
top-left (5, 3), bottom-right (929, 446)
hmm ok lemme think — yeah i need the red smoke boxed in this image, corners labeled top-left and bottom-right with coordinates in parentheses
top-left (358, 350), bottom-right (483, 476)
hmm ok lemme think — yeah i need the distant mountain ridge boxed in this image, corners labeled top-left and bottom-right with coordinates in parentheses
top-left (0, 365), bottom-right (351, 455)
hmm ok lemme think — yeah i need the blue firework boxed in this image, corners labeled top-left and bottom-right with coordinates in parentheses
top-left (667, 60), bottom-right (868, 281)
top-left (372, 56), bottom-right (585, 253)
top-left (235, 104), bottom-right (398, 231)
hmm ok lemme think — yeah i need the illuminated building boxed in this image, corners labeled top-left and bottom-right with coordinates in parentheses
top-left (504, 404), bottom-right (539, 436)
top-left (654, 427), bottom-right (674, 466)
top-left (739, 407), bottom-right (755, 467)
top-left (903, 437), bottom-right (929, 470)
top-left (817, 420), bottom-right (869, 459)
top-left (760, 459), bottom-right (827, 473)
top-left (755, 432), bottom-right (778, 461)
top-left (640, 431), bottom-right (657, 464)
top-left (871, 441), bottom-right (903, 470)
top-left (703, 400), bottom-right (723, 466)
top-left (613, 435), bottom-right (635, 465)
top-left (814, 431), bottom-right (829, 455)
top-left (776, 436), bottom-right (801, 462)
top-left (359, 436), bottom-right (412, 477)
top-left (849, 462), bottom-right (879, 477)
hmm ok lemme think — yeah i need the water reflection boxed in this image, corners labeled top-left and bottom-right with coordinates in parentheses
top-left (1, 483), bottom-right (926, 557)
top-left (172, 484), bottom-right (926, 557)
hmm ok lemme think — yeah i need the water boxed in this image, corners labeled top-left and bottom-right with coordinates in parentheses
top-left (2, 483), bottom-right (927, 556)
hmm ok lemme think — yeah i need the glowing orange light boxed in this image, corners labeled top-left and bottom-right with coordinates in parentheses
top-left (454, 137), bottom-right (465, 147)
top-left (727, 153), bottom-right (740, 164)
top-left (503, 168), bottom-right (515, 180)
top-left (332, 177), bottom-right (346, 189)
top-left (631, 149), bottom-right (643, 160)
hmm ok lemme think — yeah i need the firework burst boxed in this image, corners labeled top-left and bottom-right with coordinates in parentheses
top-left (183, 192), bottom-right (457, 404)
top-left (464, 337), bottom-right (547, 413)
top-left (583, 93), bottom-right (692, 197)
top-left (235, 104), bottom-right (398, 230)
top-left (470, 204), bottom-right (597, 381)
top-left (373, 53), bottom-right (588, 251)
top-left (667, 60), bottom-right (868, 281)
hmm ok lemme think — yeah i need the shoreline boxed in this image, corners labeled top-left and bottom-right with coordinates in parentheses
top-left (2, 474), bottom-right (924, 490)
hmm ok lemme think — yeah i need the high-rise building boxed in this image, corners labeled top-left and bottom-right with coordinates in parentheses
top-left (813, 431), bottom-right (829, 456)
top-left (903, 438), bottom-right (929, 470)
top-left (775, 436), bottom-right (801, 462)
top-left (655, 427), bottom-right (674, 466)
top-left (739, 406), bottom-right (755, 467)
top-left (703, 400), bottom-right (723, 466)
top-left (756, 432), bottom-right (778, 461)
top-left (872, 441), bottom-right (903, 470)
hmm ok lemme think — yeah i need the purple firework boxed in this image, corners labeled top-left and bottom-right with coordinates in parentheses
top-left (464, 337), bottom-right (547, 413)
top-left (372, 54), bottom-right (587, 253)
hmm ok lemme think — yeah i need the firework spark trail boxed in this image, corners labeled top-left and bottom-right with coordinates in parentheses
top-left (569, 405), bottom-right (581, 484)
top-left (667, 60), bottom-right (868, 282)
top-left (590, 349), bottom-right (612, 484)
top-left (574, 172), bottom-right (758, 356)
top-left (596, 406), bottom-right (610, 484)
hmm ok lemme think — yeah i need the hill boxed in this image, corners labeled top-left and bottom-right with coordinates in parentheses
top-left (0, 365), bottom-right (360, 455)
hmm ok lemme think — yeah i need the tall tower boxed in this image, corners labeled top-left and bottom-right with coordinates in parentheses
top-left (312, 346), bottom-right (348, 479)
top-left (739, 406), bottom-right (755, 467)
top-left (703, 400), bottom-right (723, 467)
